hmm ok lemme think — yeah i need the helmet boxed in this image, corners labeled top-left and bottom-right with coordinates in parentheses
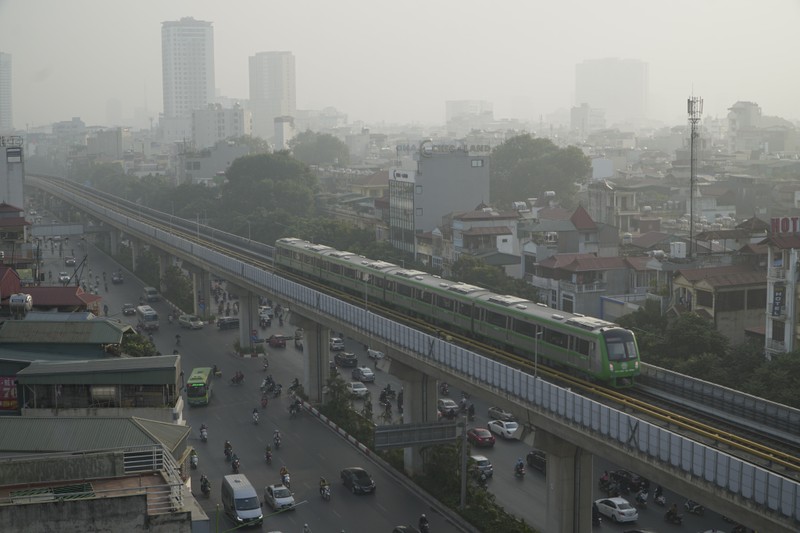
top-left (421, 514), bottom-right (426, 518)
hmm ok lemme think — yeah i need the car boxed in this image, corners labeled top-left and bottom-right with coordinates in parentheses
top-left (346, 382), bottom-right (369, 398)
top-left (526, 450), bottom-right (547, 473)
top-left (216, 317), bottom-right (240, 330)
top-left (488, 406), bottom-right (516, 422)
top-left (366, 348), bottom-right (384, 360)
top-left (351, 366), bottom-right (375, 382)
top-left (259, 306), bottom-right (274, 318)
top-left (594, 497), bottom-right (639, 523)
top-left (330, 337), bottom-right (345, 351)
top-left (437, 398), bottom-right (459, 418)
top-left (58, 272), bottom-right (70, 284)
top-left (609, 470), bottom-right (644, 492)
top-left (340, 467), bottom-right (376, 494)
top-left (487, 419), bottom-right (520, 439)
top-left (467, 427), bottom-right (495, 448)
top-left (334, 351), bottom-right (358, 367)
top-left (178, 314), bottom-right (204, 329)
top-left (263, 484), bottom-right (294, 511)
top-left (111, 271), bottom-right (124, 284)
top-left (122, 303), bottom-right (136, 316)
top-left (470, 454), bottom-right (493, 478)
top-left (268, 335), bottom-right (287, 348)
top-left (64, 256), bottom-right (76, 266)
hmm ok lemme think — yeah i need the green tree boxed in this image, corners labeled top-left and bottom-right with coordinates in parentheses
top-left (290, 131), bottom-right (350, 167)
top-left (122, 334), bottom-right (158, 357)
top-left (163, 266), bottom-right (194, 313)
top-left (490, 134), bottom-right (589, 208)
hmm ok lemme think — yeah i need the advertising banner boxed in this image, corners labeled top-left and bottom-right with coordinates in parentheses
top-left (0, 376), bottom-right (18, 410)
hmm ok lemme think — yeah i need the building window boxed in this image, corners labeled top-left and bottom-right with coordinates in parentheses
top-left (416, 208), bottom-right (423, 216)
top-left (471, 159), bottom-right (484, 167)
top-left (415, 185), bottom-right (423, 194)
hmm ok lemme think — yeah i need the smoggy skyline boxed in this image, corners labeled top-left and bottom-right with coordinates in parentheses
top-left (1, 0), bottom-right (798, 130)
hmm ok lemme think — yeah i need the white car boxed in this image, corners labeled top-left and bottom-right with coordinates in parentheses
top-left (330, 337), bottom-right (345, 351)
top-left (352, 366), bottom-right (375, 382)
top-left (367, 348), bottom-right (384, 360)
top-left (487, 419), bottom-right (520, 439)
top-left (264, 484), bottom-right (294, 511)
top-left (259, 306), bottom-right (274, 318)
top-left (346, 382), bottom-right (369, 398)
top-left (58, 272), bottom-right (70, 284)
top-left (594, 497), bottom-right (638, 523)
top-left (178, 314), bottom-right (204, 329)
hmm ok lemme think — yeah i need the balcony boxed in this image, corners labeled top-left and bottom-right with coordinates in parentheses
top-left (768, 267), bottom-right (786, 280)
top-left (560, 280), bottom-right (607, 293)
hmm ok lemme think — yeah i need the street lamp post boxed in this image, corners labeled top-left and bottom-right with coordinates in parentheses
top-left (534, 330), bottom-right (543, 379)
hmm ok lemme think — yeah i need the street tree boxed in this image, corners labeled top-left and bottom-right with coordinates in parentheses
top-left (289, 131), bottom-right (350, 167)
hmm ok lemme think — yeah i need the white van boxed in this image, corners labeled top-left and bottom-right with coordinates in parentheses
top-left (135, 305), bottom-right (159, 332)
top-left (221, 474), bottom-right (262, 526)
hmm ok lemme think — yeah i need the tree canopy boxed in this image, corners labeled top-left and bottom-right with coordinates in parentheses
top-left (289, 130), bottom-right (350, 167)
top-left (490, 134), bottom-right (589, 209)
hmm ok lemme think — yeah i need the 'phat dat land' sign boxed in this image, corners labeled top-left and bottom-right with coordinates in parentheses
top-left (772, 217), bottom-right (800, 234)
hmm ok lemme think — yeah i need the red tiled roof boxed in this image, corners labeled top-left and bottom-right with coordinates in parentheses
top-left (0, 216), bottom-right (30, 227)
top-left (674, 265), bottom-right (766, 287)
top-left (630, 231), bottom-right (671, 249)
top-left (561, 256), bottom-right (627, 272)
top-left (23, 287), bottom-right (102, 307)
top-left (759, 234), bottom-right (800, 249)
top-left (0, 202), bottom-right (23, 213)
top-left (537, 253), bottom-right (597, 269)
top-left (738, 242), bottom-right (768, 254)
top-left (625, 256), bottom-right (652, 271)
top-left (570, 205), bottom-right (596, 230)
top-left (536, 207), bottom-right (573, 221)
top-left (454, 210), bottom-right (519, 221)
top-left (0, 267), bottom-right (21, 300)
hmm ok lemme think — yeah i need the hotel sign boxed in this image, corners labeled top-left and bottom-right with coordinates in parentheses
top-left (771, 217), bottom-right (800, 234)
top-left (396, 140), bottom-right (491, 157)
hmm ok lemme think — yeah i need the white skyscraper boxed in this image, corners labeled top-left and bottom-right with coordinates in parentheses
top-left (249, 52), bottom-right (296, 141)
top-left (161, 17), bottom-right (215, 120)
top-left (575, 58), bottom-right (648, 126)
top-left (0, 53), bottom-right (12, 132)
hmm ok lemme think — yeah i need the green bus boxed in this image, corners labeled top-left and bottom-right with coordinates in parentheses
top-left (186, 367), bottom-right (213, 406)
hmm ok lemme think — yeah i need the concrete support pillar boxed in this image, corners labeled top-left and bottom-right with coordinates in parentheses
top-left (157, 251), bottom-right (170, 293)
top-left (292, 315), bottom-right (326, 403)
top-left (190, 269), bottom-right (212, 318)
top-left (108, 230), bottom-right (119, 257)
top-left (130, 240), bottom-right (141, 272)
top-left (388, 360), bottom-right (438, 476)
top-left (535, 429), bottom-right (594, 533)
top-left (227, 283), bottom-right (259, 354)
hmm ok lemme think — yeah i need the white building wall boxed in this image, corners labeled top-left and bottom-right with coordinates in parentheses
top-left (161, 17), bottom-right (215, 119)
top-left (0, 52), bottom-right (12, 132)
top-left (249, 52), bottom-right (296, 141)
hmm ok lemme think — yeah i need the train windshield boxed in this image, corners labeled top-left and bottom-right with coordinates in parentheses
top-left (603, 329), bottom-right (638, 361)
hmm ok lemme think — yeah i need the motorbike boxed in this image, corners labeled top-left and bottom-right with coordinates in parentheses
top-left (224, 445), bottom-right (232, 461)
top-left (232, 458), bottom-right (240, 474)
top-left (514, 464), bottom-right (526, 478)
top-left (261, 395), bottom-right (269, 409)
top-left (419, 520), bottom-right (430, 533)
top-left (262, 360), bottom-right (269, 372)
top-left (272, 384), bottom-right (283, 398)
top-left (200, 476), bottom-right (211, 497)
top-left (320, 484), bottom-right (331, 501)
top-left (230, 373), bottom-right (244, 386)
top-left (190, 453), bottom-right (198, 469)
top-left (635, 488), bottom-right (648, 508)
top-left (274, 435), bottom-right (282, 450)
top-left (252, 411), bottom-right (259, 425)
top-left (592, 503), bottom-right (602, 526)
top-left (684, 499), bottom-right (704, 516)
top-left (382, 386), bottom-right (397, 400)
top-left (664, 511), bottom-right (684, 525)
top-left (282, 473), bottom-right (291, 489)
top-left (289, 402), bottom-right (302, 418)
top-left (200, 427), bottom-right (208, 442)
top-left (439, 382), bottom-right (449, 396)
top-left (265, 450), bottom-right (272, 465)
top-left (654, 493), bottom-right (666, 506)
top-left (261, 376), bottom-right (274, 393)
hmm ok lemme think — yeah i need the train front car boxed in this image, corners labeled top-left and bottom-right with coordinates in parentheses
top-left (600, 327), bottom-right (640, 387)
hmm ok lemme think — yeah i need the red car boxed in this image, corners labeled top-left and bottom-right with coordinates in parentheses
top-left (467, 427), bottom-right (496, 448)
top-left (268, 335), bottom-right (287, 348)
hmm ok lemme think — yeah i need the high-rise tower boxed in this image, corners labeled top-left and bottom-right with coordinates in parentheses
top-left (0, 53), bottom-right (12, 132)
top-left (161, 17), bottom-right (215, 120)
top-left (249, 52), bottom-right (296, 141)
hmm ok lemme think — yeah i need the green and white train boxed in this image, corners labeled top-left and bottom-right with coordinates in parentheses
top-left (275, 238), bottom-right (640, 387)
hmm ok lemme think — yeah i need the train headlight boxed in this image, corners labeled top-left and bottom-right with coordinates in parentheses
top-left (608, 363), bottom-right (614, 372)
top-left (634, 361), bottom-right (639, 368)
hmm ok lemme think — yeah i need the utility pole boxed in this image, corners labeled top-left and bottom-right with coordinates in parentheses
top-left (459, 412), bottom-right (468, 509)
top-left (688, 96), bottom-right (703, 260)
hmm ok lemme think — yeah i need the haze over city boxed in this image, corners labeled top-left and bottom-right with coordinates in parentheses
top-left (1, 0), bottom-right (799, 130)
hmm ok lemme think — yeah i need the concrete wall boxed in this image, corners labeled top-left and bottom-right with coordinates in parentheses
top-left (0, 493), bottom-right (191, 533)
top-left (22, 396), bottom-right (184, 425)
top-left (0, 452), bottom-right (125, 485)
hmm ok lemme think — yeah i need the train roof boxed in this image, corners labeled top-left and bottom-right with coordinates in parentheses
top-left (277, 237), bottom-right (622, 333)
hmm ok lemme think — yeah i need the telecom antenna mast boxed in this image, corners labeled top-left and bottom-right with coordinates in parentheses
top-left (688, 96), bottom-right (703, 260)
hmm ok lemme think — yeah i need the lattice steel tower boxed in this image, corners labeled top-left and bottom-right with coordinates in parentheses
top-left (688, 96), bottom-right (703, 260)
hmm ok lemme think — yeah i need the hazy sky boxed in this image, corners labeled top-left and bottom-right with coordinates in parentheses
top-left (1, 0), bottom-right (798, 130)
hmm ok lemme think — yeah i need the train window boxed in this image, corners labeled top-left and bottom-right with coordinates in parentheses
top-left (343, 266), bottom-right (355, 279)
top-left (421, 291), bottom-right (432, 304)
top-left (457, 301), bottom-right (471, 317)
top-left (436, 295), bottom-right (454, 312)
top-left (485, 310), bottom-right (506, 328)
top-left (544, 329), bottom-right (567, 348)
top-left (604, 330), bottom-right (637, 361)
top-left (575, 337), bottom-right (591, 356)
top-left (397, 283), bottom-right (413, 298)
top-left (329, 263), bottom-right (342, 275)
top-left (512, 319), bottom-right (538, 338)
top-left (386, 280), bottom-right (395, 292)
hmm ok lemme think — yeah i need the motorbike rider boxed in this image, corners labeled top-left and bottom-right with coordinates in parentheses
top-left (467, 403), bottom-right (475, 419)
top-left (190, 449), bottom-right (198, 466)
top-left (666, 503), bottom-right (679, 520)
top-left (654, 485), bottom-right (663, 498)
top-left (224, 440), bottom-right (232, 459)
top-left (200, 473), bottom-right (210, 492)
top-left (515, 457), bottom-right (524, 473)
top-left (418, 513), bottom-right (429, 531)
top-left (319, 476), bottom-right (329, 495)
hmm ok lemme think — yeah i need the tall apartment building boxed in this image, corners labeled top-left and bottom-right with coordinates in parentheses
top-left (161, 17), bottom-right (215, 120)
top-left (0, 53), bottom-right (12, 133)
top-left (249, 52), bottom-right (296, 142)
top-left (389, 141), bottom-right (491, 255)
top-left (575, 58), bottom-right (648, 126)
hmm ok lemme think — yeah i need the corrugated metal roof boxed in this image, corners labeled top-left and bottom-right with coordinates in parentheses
top-left (0, 417), bottom-right (189, 453)
top-left (16, 355), bottom-right (179, 385)
top-left (0, 318), bottom-right (131, 344)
